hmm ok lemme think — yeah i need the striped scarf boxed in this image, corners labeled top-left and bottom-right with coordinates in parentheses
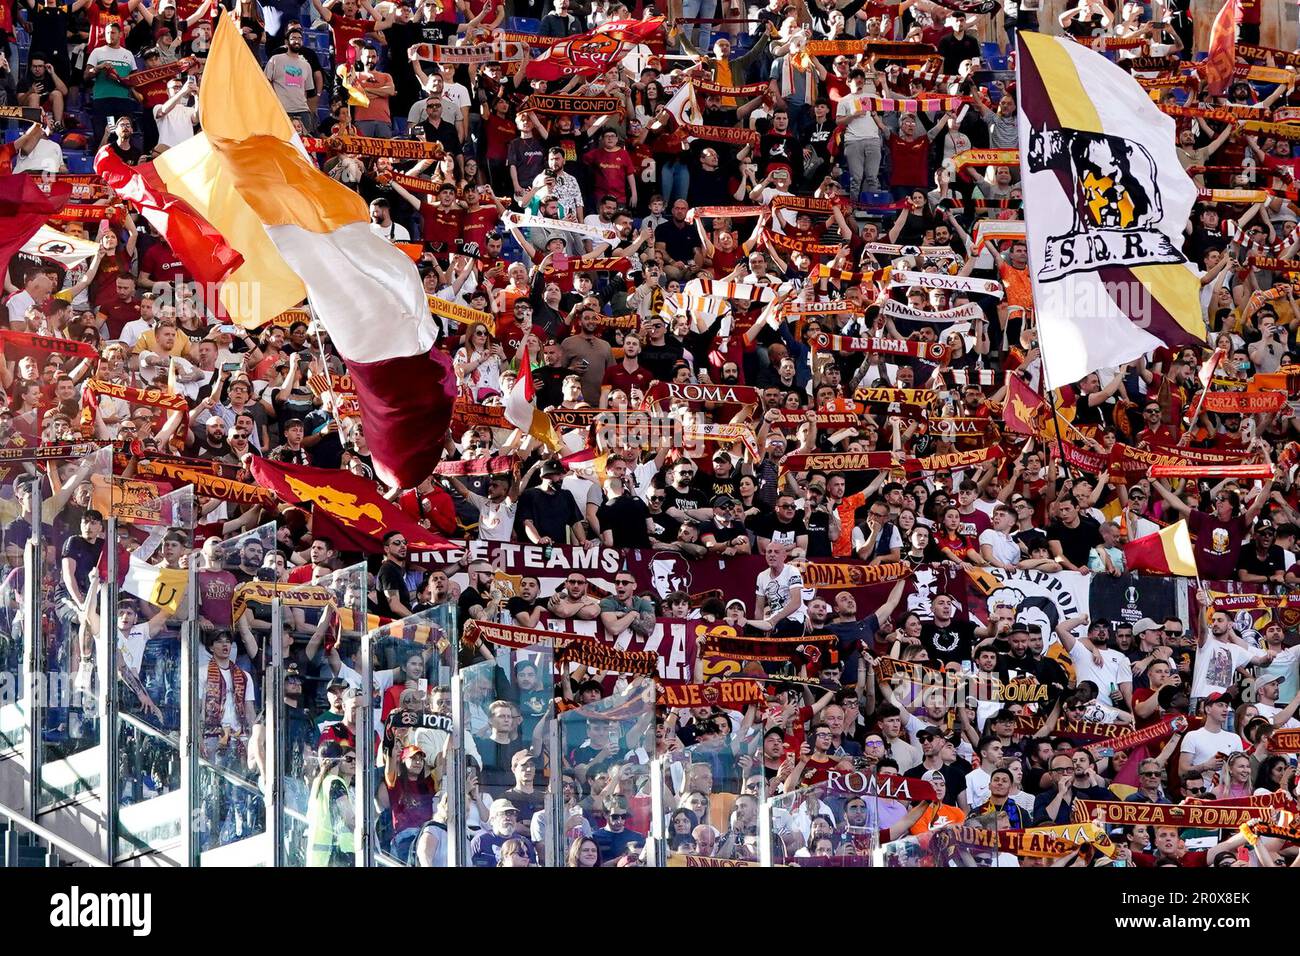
top-left (203, 657), bottom-right (248, 737)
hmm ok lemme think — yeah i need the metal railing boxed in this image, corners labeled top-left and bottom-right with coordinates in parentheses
top-left (0, 802), bottom-right (109, 868)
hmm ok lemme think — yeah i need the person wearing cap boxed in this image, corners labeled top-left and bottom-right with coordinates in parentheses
top-left (1253, 669), bottom-right (1300, 729)
top-left (379, 738), bottom-right (438, 862)
top-left (1056, 615), bottom-right (1134, 711)
top-left (315, 676), bottom-right (352, 733)
top-left (517, 459), bottom-right (590, 548)
top-left (469, 797), bottom-right (537, 866)
top-left (306, 739), bottom-right (356, 866)
top-left (1237, 518), bottom-right (1287, 583)
top-left (1127, 616), bottom-right (1169, 682)
top-left (699, 494), bottom-right (752, 557)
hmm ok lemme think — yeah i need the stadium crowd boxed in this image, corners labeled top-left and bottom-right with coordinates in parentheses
top-left (1, 0), bottom-right (1300, 869)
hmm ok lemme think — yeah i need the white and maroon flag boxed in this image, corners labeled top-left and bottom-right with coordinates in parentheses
top-left (1017, 31), bottom-right (1205, 391)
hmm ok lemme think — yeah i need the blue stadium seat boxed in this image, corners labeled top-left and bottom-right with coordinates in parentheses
top-left (981, 41), bottom-right (1001, 64)
top-left (64, 151), bottom-right (95, 174)
top-left (506, 16), bottom-right (541, 33)
top-left (304, 28), bottom-right (332, 54)
top-left (394, 116), bottom-right (408, 136)
top-left (502, 236), bottom-right (526, 263)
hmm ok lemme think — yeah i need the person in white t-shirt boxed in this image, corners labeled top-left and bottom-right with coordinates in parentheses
top-left (441, 470), bottom-right (527, 543)
top-left (1059, 617), bottom-right (1134, 710)
top-left (1179, 694), bottom-right (1244, 789)
top-left (110, 598), bottom-right (173, 723)
top-left (962, 734), bottom-right (1001, 810)
top-left (153, 75), bottom-right (199, 152)
top-left (1253, 673), bottom-right (1300, 729)
top-left (1190, 610), bottom-right (1274, 705)
top-left (368, 197), bottom-right (412, 242)
top-left (754, 541), bottom-right (807, 633)
top-left (978, 505), bottom-right (1022, 570)
top-left (13, 134), bottom-right (65, 174)
top-left (6, 270), bottom-right (54, 327)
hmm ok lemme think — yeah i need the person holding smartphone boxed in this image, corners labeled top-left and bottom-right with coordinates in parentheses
top-left (153, 73), bottom-right (199, 153)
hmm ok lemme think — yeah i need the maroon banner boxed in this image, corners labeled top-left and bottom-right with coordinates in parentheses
top-left (433, 455), bottom-right (515, 477)
top-left (824, 769), bottom-right (939, 802)
top-left (779, 450), bottom-right (898, 473)
top-left (644, 380), bottom-right (760, 408)
top-left (657, 680), bottom-right (766, 708)
top-left (903, 445), bottom-right (1004, 475)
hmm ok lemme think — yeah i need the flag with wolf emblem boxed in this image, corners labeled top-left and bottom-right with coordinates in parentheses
top-left (248, 457), bottom-right (455, 553)
top-left (1016, 32), bottom-right (1204, 391)
top-left (525, 18), bottom-right (663, 80)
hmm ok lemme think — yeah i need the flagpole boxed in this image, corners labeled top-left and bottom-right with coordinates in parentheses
top-left (1178, 347), bottom-right (1225, 448)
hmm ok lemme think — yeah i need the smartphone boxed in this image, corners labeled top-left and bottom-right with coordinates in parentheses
top-left (553, 252), bottom-right (569, 270)
top-left (418, 678), bottom-right (428, 695)
top-left (217, 324), bottom-right (240, 335)
top-left (222, 361), bottom-right (242, 373)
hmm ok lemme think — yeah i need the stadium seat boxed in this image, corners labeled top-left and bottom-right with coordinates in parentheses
top-left (63, 150), bottom-right (95, 174)
top-left (304, 28), bottom-right (332, 54)
top-left (505, 16), bottom-right (541, 33)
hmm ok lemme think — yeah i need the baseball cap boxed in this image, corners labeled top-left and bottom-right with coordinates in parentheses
top-left (916, 727), bottom-right (942, 741)
top-left (400, 744), bottom-right (426, 761)
top-left (711, 494), bottom-right (736, 509)
top-left (489, 797), bottom-right (518, 814)
top-left (1132, 618), bottom-right (1162, 634)
top-left (541, 460), bottom-right (565, 476)
top-left (1205, 691), bottom-right (1231, 706)
top-left (725, 598), bottom-right (746, 611)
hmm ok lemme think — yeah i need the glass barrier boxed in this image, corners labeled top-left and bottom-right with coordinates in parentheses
top-left (457, 645), bottom-right (555, 868)
top-left (112, 485), bottom-right (195, 859)
top-left (278, 560), bottom-right (368, 867)
top-left (37, 447), bottom-right (116, 809)
top-left (368, 604), bottom-right (459, 867)
top-left (192, 521), bottom-right (277, 867)
top-left (555, 675), bottom-right (656, 869)
top-left (0, 470), bottom-right (33, 754)
top-left (762, 783), bottom-right (881, 866)
top-left (648, 702), bottom-right (769, 864)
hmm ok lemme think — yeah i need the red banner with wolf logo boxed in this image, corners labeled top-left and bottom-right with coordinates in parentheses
top-left (525, 18), bottom-right (664, 79)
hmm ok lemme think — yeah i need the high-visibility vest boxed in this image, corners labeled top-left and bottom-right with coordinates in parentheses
top-left (306, 772), bottom-right (354, 867)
